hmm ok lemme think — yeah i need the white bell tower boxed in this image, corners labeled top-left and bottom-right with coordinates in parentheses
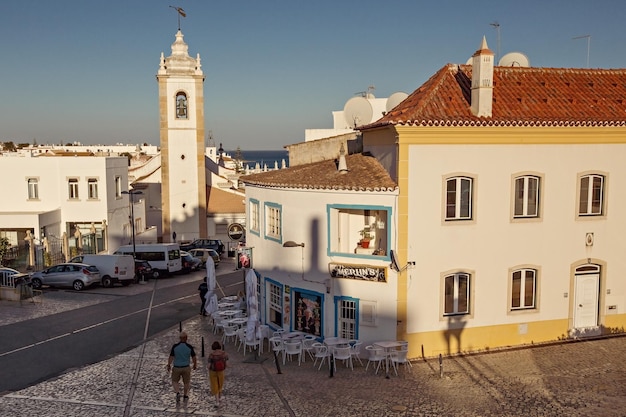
top-left (156, 30), bottom-right (207, 243)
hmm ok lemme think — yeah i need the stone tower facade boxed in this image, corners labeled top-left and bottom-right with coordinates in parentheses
top-left (156, 30), bottom-right (207, 242)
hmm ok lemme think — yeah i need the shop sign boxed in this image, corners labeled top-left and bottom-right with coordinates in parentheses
top-left (329, 262), bottom-right (387, 283)
top-left (227, 223), bottom-right (245, 241)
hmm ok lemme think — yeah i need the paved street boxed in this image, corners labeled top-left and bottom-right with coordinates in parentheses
top-left (1, 258), bottom-right (626, 416)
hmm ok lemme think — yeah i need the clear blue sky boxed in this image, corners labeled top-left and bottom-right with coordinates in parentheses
top-left (1, 1), bottom-right (624, 150)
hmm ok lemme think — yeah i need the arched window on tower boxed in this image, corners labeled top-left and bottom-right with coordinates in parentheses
top-left (175, 92), bottom-right (188, 119)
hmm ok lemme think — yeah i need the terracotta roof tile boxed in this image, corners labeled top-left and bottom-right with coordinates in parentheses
top-left (240, 153), bottom-right (397, 192)
top-left (367, 65), bottom-right (626, 128)
top-left (206, 186), bottom-right (245, 214)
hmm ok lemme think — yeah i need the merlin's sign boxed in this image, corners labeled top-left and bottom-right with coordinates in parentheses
top-left (329, 262), bottom-right (387, 283)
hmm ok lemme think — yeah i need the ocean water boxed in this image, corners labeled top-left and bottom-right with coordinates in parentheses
top-left (229, 149), bottom-right (289, 169)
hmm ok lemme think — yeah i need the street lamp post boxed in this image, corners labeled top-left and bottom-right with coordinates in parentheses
top-left (122, 190), bottom-right (143, 282)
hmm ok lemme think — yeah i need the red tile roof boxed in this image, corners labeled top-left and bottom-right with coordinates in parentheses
top-left (240, 153), bottom-right (397, 192)
top-left (206, 186), bottom-right (245, 214)
top-left (366, 65), bottom-right (626, 128)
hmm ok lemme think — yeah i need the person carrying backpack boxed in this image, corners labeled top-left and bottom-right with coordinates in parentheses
top-left (208, 341), bottom-right (229, 407)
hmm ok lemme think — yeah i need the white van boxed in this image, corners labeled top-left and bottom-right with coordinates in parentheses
top-left (69, 254), bottom-right (135, 288)
top-left (114, 243), bottom-right (182, 278)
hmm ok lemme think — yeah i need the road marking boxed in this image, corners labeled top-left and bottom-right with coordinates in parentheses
top-left (0, 294), bottom-right (196, 358)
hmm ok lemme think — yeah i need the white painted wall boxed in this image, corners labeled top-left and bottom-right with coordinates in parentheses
top-left (245, 185), bottom-right (399, 346)
top-left (405, 143), bottom-right (626, 333)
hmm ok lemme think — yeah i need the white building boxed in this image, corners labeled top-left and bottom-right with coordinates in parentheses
top-left (0, 154), bottom-right (142, 265)
top-left (242, 147), bottom-right (400, 346)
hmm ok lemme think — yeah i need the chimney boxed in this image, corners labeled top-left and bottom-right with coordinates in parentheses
top-left (470, 36), bottom-right (494, 117)
top-left (337, 143), bottom-right (348, 173)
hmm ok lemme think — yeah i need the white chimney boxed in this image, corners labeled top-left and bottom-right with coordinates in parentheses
top-left (470, 36), bottom-right (494, 117)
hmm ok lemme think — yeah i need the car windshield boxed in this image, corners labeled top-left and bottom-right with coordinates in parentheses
top-left (86, 265), bottom-right (99, 272)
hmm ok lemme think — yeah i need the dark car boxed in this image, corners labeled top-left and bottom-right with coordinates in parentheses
top-left (134, 260), bottom-right (153, 282)
top-left (180, 238), bottom-right (225, 254)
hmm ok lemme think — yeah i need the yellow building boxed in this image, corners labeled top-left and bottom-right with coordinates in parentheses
top-left (361, 38), bottom-right (626, 358)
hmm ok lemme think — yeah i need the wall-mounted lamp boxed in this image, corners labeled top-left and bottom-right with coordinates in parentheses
top-left (283, 241), bottom-right (305, 248)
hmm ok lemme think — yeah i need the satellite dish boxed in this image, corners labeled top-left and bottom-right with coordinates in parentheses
top-left (343, 96), bottom-right (373, 128)
top-left (499, 52), bottom-right (530, 67)
top-left (390, 250), bottom-right (401, 272)
top-left (465, 57), bottom-right (473, 65)
top-left (386, 92), bottom-right (409, 112)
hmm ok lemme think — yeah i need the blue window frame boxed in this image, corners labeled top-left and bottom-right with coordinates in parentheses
top-left (292, 288), bottom-right (324, 337)
top-left (334, 296), bottom-right (359, 339)
top-left (264, 202), bottom-right (282, 243)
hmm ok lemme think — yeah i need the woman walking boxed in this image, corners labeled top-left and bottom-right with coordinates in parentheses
top-left (208, 341), bottom-right (229, 407)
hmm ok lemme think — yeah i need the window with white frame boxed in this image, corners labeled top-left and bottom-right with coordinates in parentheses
top-left (265, 203), bottom-right (282, 240)
top-left (578, 174), bottom-right (605, 216)
top-left (68, 178), bottom-right (79, 200)
top-left (327, 205), bottom-right (390, 257)
top-left (514, 175), bottom-right (540, 218)
top-left (511, 268), bottom-right (537, 310)
top-left (115, 176), bottom-right (122, 198)
top-left (87, 178), bottom-right (98, 200)
top-left (444, 272), bottom-right (470, 315)
top-left (445, 176), bottom-right (473, 221)
top-left (267, 280), bottom-right (282, 328)
top-left (336, 296), bottom-right (358, 339)
top-left (249, 199), bottom-right (260, 234)
top-left (27, 178), bottom-right (39, 200)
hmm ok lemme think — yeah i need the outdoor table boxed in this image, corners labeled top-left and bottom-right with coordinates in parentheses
top-left (323, 337), bottom-right (350, 347)
top-left (373, 341), bottom-right (405, 378)
top-left (218, 309), bottom-right (242, 318)
top-left (282, 331), bottom-right (307, 341)
top-left (218, 302), bottom-right (236, 309)
top-left (227, 317), bottom-right (248, 327)
top-left (220, 295), bottom-right (238, 302)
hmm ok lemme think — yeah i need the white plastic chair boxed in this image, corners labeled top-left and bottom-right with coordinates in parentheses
top-left (269, 336), bottom-right (286, 364)
top-left (389, 349), bottom-right (412, 375)
top-left (349, 340), bottom-right (364, 366)
top-left (312, 342), bottom-right (330, 370)
top-left (283, 340), bottom-right (302, 365)
top-left (365, 345), bottom-right (386, 374)
top-left (235, 328), bottom-right (246, 351)
top-left (222, 324), bottom-right (238, 345)
top-left (332, 346), bottom-right (353, 371)
top-left (213, 316), bottom-right (226, 335)
top-left (300, 336), bottom-right (317, 363)
top-left (243, 334), bottom-right (261, 355)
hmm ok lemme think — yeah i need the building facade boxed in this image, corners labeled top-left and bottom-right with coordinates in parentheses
top-left (362, 38), bottom-right (626, 357)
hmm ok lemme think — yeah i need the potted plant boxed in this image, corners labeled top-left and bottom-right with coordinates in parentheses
top-left (359, 226), bottom-right (372, 248)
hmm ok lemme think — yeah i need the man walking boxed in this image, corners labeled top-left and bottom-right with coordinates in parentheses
top-left (167, 331), bottom-right (197, 402)
top-left (198, 277), bottom-right (208, 316)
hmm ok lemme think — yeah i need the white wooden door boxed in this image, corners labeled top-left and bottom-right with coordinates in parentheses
top-left (573, 273), bottom-right (599, 329)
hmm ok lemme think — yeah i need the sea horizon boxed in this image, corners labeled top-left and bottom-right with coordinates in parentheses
top-left (227, 149), bottom-right (289, 169)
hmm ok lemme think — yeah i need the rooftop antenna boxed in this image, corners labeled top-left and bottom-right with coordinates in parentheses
top-left (169, 5), bottom-right (186, 31)
top-left (490, 21), bottom-right (501, 63)
top-left (572, 34), bottom-right (591, 68)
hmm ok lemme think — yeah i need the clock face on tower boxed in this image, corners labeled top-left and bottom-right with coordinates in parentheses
top-left (176, 92), bottom-right (188, 119)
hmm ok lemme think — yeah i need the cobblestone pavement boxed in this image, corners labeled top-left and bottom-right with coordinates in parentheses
top-left (1, 261), bottom-right (626, 416)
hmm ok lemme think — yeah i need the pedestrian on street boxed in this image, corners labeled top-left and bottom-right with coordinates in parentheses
top-left (208, 341), bottom-right (229, 408)
top-left (198, 276), bottom-right (208, 316)
top-left (167, 331), bottom-right (197, 402)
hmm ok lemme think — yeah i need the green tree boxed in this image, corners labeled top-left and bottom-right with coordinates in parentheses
top-left (2, 141), bottom-right (16, 152)
top-left (0, 237), bottom-right (10, 265)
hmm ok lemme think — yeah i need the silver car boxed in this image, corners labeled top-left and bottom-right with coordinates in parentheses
top-left (31, 263), bottom-right (101, 291)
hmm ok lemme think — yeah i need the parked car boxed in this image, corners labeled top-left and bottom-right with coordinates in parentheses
top-left (69, 254), bottom-right (135, 288)
top-left (134, 260), bottom-right (153, 282)
top-left (180, 239), bottom-right (225, 255)
top-left (188, 248), bottom-right (220, 268)
top-left (180, 251), bottom-right (202, 272)
top-left (31, 263), bottom-right (100, 291)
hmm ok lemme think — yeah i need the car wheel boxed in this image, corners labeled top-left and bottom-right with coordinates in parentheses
top-left (73, 280), bottom-right (85, 291)
top-left (152, 270), bottom-right (161, 279)
top-left (102, 276), bottom-right (113, 288)
top-left (32, 278), bottom-right (42, 289)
